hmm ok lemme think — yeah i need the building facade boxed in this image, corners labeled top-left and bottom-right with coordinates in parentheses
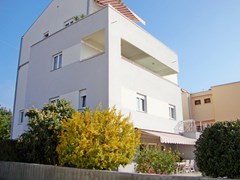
top-left (182, 81), bottom-right (240, 131)
top-left (12, 0), bottom-right (196, 167)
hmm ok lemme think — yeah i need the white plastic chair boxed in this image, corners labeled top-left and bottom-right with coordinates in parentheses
top-left (183, 160), bottom-right (190, 173)
top-left (189, 160), bottom-right (195, 172)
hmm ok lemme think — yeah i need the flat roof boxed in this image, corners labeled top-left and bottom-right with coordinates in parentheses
top-left (212, 81), bottom-right (240, 88)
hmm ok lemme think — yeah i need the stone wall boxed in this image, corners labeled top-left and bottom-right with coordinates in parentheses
top-left (0, 161), bottom-right (226, 180)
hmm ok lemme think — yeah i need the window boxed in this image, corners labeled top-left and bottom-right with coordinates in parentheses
top-left (169, 104), bottom-right (176, 120)
top-left (148, 144), bottom-right (157, 150)
top-left (52, 53), bottom-right (62, 70)
top-left (81, 95), bottom-right (86, 108)
top-left (196, 125), bottom-right (201, 132)
top-left (79, 89), bottom-right (87, 110)
top-left (194, 100), bottom-right (201, 105)
top-left (204, 98), bottom-right (211, 104)
top-left (19, 110), bottom-right (24, 124)
top-left (140, 143), bottom-right (157, 151)
top-left (43, 31), bottom-right (49, 38)
top-left (49, 97), bottom-right (59, 103)
top-left (64, 18), bottom-right (75, 27)
top-left (136, 93), bottom-right (146, 112)
top-left (140, 144), bottom-right (147, 151)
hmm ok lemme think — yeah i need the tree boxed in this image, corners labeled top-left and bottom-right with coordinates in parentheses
top-left (19, 99), bottom-right (75, 165)
top-left (0, 105), bottom-right (12, 140)
top-left (195, 120), bottom-right (240, 179)
top-left (135, 147), bottom-right (180, 174)
top-left (57, 107), bottom-right (140, 170)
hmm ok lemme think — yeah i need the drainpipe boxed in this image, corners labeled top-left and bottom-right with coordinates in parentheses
top-left (11, 36), bottom-right (23, 139)
top-left (188, 93), bottom-right (192, 119)
top-left (86, 0), bottom-right (90, 15)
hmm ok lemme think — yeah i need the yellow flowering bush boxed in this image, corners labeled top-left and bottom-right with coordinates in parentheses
top-left (57, 107), bottom-right (140, 170)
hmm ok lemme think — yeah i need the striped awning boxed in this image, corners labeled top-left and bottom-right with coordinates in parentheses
top-left (94, 0), bottom-right (145, 24)
top-left (141, 130), bottom-right (196, 145)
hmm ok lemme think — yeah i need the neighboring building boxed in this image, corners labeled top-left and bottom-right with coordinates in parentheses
top-left (12, 0), bottom-right (196, 170)
top-left (182, 81), bottom-right (240, 132)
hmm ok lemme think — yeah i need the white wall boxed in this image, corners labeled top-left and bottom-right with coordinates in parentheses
top-left (20, 0), bottom-right (95, 66)
top-left (60, 91), bottom-right (79, 109)
top-left (26, 7), bottom-right (109, 108)
top-left (121, 88), bottom-right (170, 119)
top-left (164, 74), bottom-right (179, 84)
top-left (108, 7), bottom-right (183, 133)
top-left (177, 145), bottom-right (195, 160)
top-left (12, 64), bottom-right (28, 138)
top-left (107, 8), bottom-right (178, 74)
top-left (63, 43), bottom-right (81, 67)
top-left (13, 0), bottom-right (102, 138)
top-left (13, 5), bottom-right (109, 138)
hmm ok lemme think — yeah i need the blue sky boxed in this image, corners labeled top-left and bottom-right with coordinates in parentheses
top-left (0, 0), bottom-right (240, 110)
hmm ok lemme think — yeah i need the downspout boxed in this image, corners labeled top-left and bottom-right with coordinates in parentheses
top-left (86, 0), bottom-right (91, 15)
top-left (188, 93), bottom-right (192, 119)
top-left (187, 93), bottom-right (194, 131)
top-left (11, 36), bottom-right (23, 139)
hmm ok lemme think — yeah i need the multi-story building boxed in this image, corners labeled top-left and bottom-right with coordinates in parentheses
top-left (12, 0), bottom-right (196, 169)
top-left (182, 81), bottom-right (240, 131)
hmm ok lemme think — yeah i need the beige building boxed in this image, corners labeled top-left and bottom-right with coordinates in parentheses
top-left (182, 81), bottom-right (240, 131)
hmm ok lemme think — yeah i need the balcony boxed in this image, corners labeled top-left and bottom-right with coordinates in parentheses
top-left (174, 120), bottom-right (204, 139)
top-left (121, 39), bottom-right (177, 76)
top-left (80, 29), bottom-right (105, 61)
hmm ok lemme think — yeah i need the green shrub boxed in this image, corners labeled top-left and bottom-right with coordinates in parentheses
top-left (0, 106), bottom-right (12, 140)
top-left (0, 139), bottom-right (34, 163)
top-left (195, 120), bottom-right (240, 179)
top-left (0, 140), bottom-right (19, 161)
top-left (19, 99), bottom-right (75, 165)
top-left (135, 147), bottom-right (180, 174)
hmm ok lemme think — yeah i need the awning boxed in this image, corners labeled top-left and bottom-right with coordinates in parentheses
top-left (141, 129), bottom-right (196, 145)
top-left (94, 0), bottom-right (145, 24)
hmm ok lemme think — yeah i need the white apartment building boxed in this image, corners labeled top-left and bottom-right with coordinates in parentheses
top-left (12, 0), bottom-right (196, 169)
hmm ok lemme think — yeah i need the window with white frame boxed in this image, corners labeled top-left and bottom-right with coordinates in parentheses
top-left (19, 110), bottom-right (24, 124)
top-left (148, 144), bottom-right (157, 150)
top-left (79, 89), bottom-right (87, 110)
top-left (49, 97), bottom-right (59, 103)
top-left (140, 143), bottom-right (157, 151)
top-left (136, 93), bottom-right (146, 112)
top-left (64, 18), bottom-right (75, 27)
top-left (52, 53), bottom-right (62, 71)
top-left (139, 144), bottom-right (147, 151)
top-left (169, 104), bottom-right (176, 120)
top-left (43, 31), bottom-right (49, 38)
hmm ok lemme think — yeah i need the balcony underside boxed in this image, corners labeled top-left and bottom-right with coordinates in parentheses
top-left (121, 39), bottom-right (176, 76)
top-left (81, 29), bottom-right (105, 60)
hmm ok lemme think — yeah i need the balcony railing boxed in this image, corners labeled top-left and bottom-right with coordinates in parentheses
top-left (175, 119), bottom-right (210, 133)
